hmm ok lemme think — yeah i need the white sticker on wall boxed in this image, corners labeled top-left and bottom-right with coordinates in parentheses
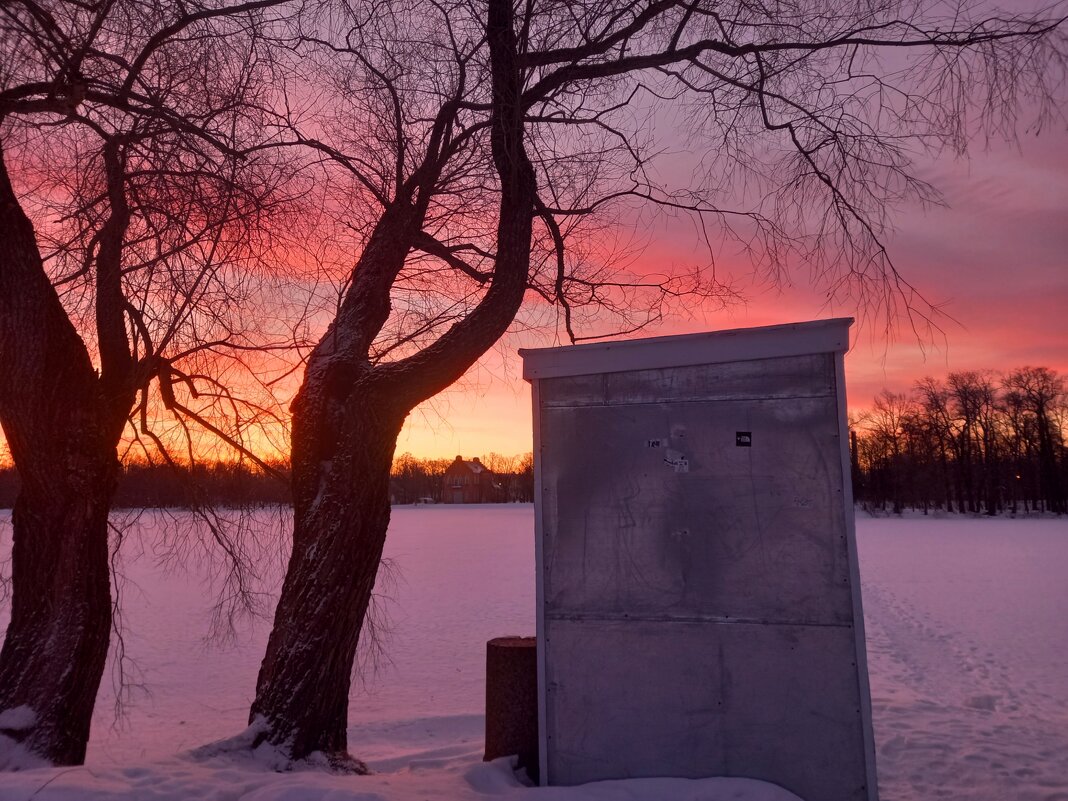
top-left (663, 449), bottom-right (689, 472)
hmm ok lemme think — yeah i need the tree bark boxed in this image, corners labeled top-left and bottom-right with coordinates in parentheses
top-left (250, 380), bottom-right (405, 765)
top-left (0, 467), bottom-right (117, 765)
top-left (0, 143), bottom-right (120, 765)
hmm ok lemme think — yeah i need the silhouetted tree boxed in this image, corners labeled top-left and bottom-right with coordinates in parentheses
top-left (512, 452), bottom-right (535, 503)
top-left (247, 0), bottom-right (1067, 767)
top-left (390, 453), bottom-right (450, 504)
top-left (1004, 367), bottom-right (1066, 514)
top-left (852, 366), bottom-right (1065, 515)
top-left (0, 0), bottom-right (291, 765)
top-left (856, 390), bottom-right (914, 513)
top-left (915, 376), bottom-right (958, 512)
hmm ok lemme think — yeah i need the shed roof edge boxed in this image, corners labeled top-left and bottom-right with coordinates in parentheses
top-left (519, 318), bottom-right (853, 381)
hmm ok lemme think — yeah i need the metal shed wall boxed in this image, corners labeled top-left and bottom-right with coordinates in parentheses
top-left (522, 319), bottom-right (877, 801)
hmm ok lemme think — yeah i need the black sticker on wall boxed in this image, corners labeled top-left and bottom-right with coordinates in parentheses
top-left (736, 432), bottom-right (752, 447)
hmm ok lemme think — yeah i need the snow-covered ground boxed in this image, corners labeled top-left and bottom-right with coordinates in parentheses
top-left (0, 506), bottom-right (1066, 800)
top-left (859, 515), bottom-right (1068, 800)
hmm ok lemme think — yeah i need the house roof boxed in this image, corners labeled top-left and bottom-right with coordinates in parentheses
top-left (450, 456), bottom-right (488, 474)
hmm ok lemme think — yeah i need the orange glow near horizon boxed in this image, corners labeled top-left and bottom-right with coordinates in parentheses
top-left (397, 134), bottom-right (1068, 460)
top-left (0, 134), bottom-right (1063, 469)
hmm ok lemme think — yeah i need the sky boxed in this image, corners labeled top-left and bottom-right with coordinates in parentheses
top-left (395, 130), bottom-right (1068, 460)
top-left (2, 2), bottom-right (1064, 468)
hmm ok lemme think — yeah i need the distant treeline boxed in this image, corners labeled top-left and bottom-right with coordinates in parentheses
top-left (4, 362), bottom-right (1061, 517)
top-left (0, 452), bottom-right (535, 509)
top-left (851, 366), bottom-right (1066, 516)
top-left (0, 460), bottom-right (292, 510)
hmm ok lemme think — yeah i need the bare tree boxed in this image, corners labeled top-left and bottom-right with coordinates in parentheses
top-left (946, 371), bottom-right (1003, 513)
top-left (849, 365), bottom-right (1066, 514)
top-left (0, 0), bottom-right (292, 765)
top-left (247, 0), bottom-right (539, 768)
top-left (915, 376), bottom-right (960, 511)
top-left (856, 389), bottom-right (917, 513)
top-left (246, 0), bottom-right (1066, 767)
top-left (1004, 367), bottom-right (1066, 514)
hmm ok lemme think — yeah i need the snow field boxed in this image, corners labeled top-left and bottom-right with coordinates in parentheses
top-left (1, 507), bottom-right (1066, 800)
top-left (858, 517), bottom-right (1068, 800)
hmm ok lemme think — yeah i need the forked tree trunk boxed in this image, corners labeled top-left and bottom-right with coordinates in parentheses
top-left (250, 386), bottom-right (406, 765)
top-left (0, 143), bottom-right (123, 765)
top-left (249, 0), bottom-right (535, 765)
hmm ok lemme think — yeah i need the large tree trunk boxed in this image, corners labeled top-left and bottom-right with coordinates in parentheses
top-left (250, 382), bottom-right (405, 765)
top-left (0, 143), bottom-right (121, 765)
top-left (0, 462), bottom-right (118, 765)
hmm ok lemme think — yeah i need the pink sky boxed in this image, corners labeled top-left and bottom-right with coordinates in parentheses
top-left (396, 131), bottom-right (1068, 459)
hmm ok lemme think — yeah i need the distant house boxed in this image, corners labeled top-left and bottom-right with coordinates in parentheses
top-left (442, 456), bottom-right (499, 504)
